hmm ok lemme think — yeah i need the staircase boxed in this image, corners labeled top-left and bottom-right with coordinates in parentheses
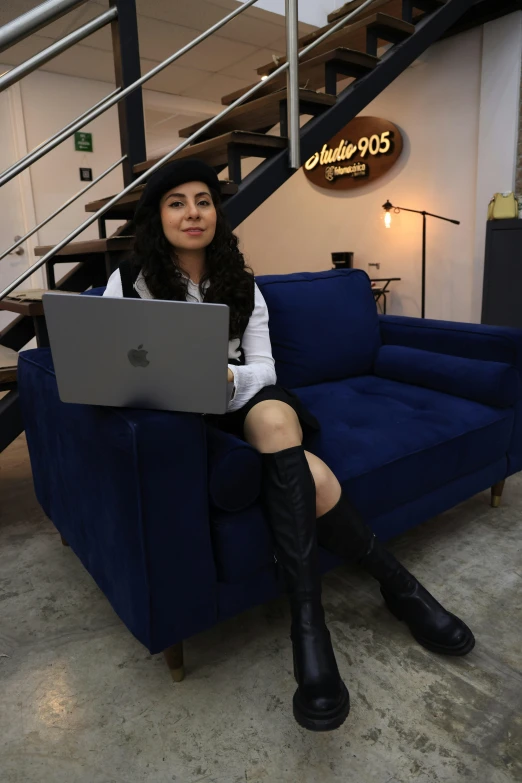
top-left (0, 0), bottom-right (479, 453)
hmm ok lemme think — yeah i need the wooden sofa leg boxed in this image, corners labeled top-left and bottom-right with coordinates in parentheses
top-left (60, 534), bottom-right (69, 547)
top-left (491, 480), bottom-right (506, 508)
top-left (164, 642), bottom-right (185, 682)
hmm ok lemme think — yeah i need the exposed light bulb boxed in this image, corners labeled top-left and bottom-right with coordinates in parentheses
top-left (261, 75), bottom-right (268, 81)
top-left (384, 211), bottom-right (392, 229)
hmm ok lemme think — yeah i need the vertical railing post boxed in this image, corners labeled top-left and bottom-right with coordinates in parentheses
top-left (285, 0), bottom-right (300, 170)
top-left (110, 0), bottom-right (146, 186)
top-left (402, 0), bottom-right (414, 24)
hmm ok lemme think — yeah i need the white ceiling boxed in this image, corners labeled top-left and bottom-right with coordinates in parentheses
top-left (0, 0), bottom-right (317, 102)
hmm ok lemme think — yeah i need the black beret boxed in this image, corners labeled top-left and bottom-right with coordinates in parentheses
top-left (135, 158), bottom-right (221, 216)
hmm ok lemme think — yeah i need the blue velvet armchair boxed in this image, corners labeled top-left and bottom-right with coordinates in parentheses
top-left (18, 269), bottom-right (522, 679)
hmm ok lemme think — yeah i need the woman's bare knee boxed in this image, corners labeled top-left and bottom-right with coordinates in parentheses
top-left (304, 451), bottom-right (342, 517)
top-left (244, 401), bottom-right (303, 452)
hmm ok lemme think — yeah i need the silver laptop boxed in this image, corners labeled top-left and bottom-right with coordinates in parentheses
top-left (42, 292), bottom-right (234, 415)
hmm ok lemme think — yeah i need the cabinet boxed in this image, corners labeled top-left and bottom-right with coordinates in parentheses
top-left (481, 219), bottom-right (522, 328)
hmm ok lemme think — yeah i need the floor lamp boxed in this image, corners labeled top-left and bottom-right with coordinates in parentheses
top-left (382, 200), bottom-right (460, 319)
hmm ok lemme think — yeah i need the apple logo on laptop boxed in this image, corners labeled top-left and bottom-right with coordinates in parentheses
top-left (128, 344), bottom-right (150, 368)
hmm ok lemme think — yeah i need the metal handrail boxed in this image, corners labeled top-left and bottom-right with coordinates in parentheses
top-left (0, 0), bottom-right (377, 300)
top-left (0, 0), bottom-right (89, 54)
top-left (1, 88), bottom-right (121, 183)
top-left (0, 0), bottom-right (260, 189)
top-left (286, 0), bottom-right (300, 170)
top-left (0, 7), bottom-right (118, 93)
top-left (0, 157), bottom-right (126, 264)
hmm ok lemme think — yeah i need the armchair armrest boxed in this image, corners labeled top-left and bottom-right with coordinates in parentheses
top-left (375, 345), bottom-right (519, 408)
top-left (18, 348), bottom-right (216, 655)
top-left (379, 315), bottom-right (522, 373)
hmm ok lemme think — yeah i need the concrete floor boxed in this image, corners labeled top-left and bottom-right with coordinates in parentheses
top-left (0, 435), bottom-right (521, 783)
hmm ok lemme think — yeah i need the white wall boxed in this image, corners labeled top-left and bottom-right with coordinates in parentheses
top-left (0, 68), bottom-right (222, 291)
top-left (236, 14), bottom-right (522, 323)
top-left (18, 70), bottom-right (125, 248)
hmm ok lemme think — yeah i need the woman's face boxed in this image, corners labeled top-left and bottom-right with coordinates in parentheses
top-left (159, 179), bottom-right (217, 252)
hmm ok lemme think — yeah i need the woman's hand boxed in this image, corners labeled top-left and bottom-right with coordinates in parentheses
top-left (228, 368), bottom-right (234, 383)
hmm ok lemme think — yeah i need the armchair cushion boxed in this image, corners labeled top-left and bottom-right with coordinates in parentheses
top-left (375, 345), bottom-right (520, 408)
top-left (256, 269), bottom-right (381, 388)
top-left (291, 375), bottom-right (513, 517)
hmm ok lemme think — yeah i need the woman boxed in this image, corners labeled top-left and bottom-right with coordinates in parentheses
top-left (104, 159), bottom-right (475, 733)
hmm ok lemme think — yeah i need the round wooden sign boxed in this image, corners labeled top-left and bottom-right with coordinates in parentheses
top-left (303, 116), bottom-right (403, 191)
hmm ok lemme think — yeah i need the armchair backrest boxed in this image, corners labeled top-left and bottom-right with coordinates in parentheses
top-left (256, 269), bottom-right (381, 388)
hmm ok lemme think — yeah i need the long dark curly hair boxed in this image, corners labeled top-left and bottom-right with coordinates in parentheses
top-left (131, 187), bottom-right (255, 340)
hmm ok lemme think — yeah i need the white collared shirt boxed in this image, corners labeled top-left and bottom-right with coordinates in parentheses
top-left (103, 267), bottom-right (277, 412)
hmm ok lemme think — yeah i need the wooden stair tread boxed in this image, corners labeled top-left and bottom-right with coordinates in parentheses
top-left (179, 89), bottom-right (336, 140)
top-left (0, 344), bottom-right (18, 384)
top-left (221, 48), bottom-right (378, 106)
top-left (85, 186), bottom-right (146, 215)
top-left (0, 295), bottom-right (45, 317)
top-left (257, 13), bottom-right (415, 76)
top-left (134, 132), bottom-right (287, 174)
top-left (328, 0), bottom-right (445, 25)
top-left (293, 1), bottom-right (446, 56)
top-left (305, 2), bottom-right (411, 49)
top-left (84, 180), bottom-right (238, 216)
top-left (35, 236), bottom-right (135, 257)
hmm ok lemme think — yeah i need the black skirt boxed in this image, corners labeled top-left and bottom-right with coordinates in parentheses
top-left (204, 384), bottom-right (321, 442)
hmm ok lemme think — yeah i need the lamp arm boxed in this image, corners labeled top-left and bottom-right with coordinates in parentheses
top-left (390, 205), bottom-right (424, 216)
top-left (423, 210), bottom-right (460, 225)
top-left (391, 205), bottom-right (460, 225)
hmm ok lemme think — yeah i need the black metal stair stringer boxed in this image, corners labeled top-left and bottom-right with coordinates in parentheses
top-left (0, 390), bottom-right (23, 453)
top-left (223, 0), bottom-right (476, 230)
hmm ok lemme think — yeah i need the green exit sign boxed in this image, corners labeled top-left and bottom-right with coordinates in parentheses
top-left (74, 131), bottom-right (93, 152)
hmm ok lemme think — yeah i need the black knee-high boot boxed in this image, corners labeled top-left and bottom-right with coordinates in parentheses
top-left (261, 446), bottom-right (350, 731)
top-left (316, 490), bottom-right (475, 656)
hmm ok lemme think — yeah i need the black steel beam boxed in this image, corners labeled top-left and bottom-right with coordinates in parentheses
top-left (0, 389), bottom-right (23, 453)
top-left (0, 314), bottom-right (35, 352)
top-left (54, 258), bottom-right (107, 290)
top-left (223, 0), bottom-right (475, 230)
top-left (227, 144), bottom-right (243, 184)
top-left (414, 0), bottom-right (446, 12)
top-left (34, 315), bottom-right (49, 348)
top-left (324, 60), bottom-right (374, 96)
top-left (402, 0), bottom-right (414, 24)
top-left (110, 0), bottom-right (146, 185)
top-left (444, 0), bottom-right (522, 38)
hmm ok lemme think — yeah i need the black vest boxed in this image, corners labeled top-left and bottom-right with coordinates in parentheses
top-left (118, 260), bottom-right (252, 367)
